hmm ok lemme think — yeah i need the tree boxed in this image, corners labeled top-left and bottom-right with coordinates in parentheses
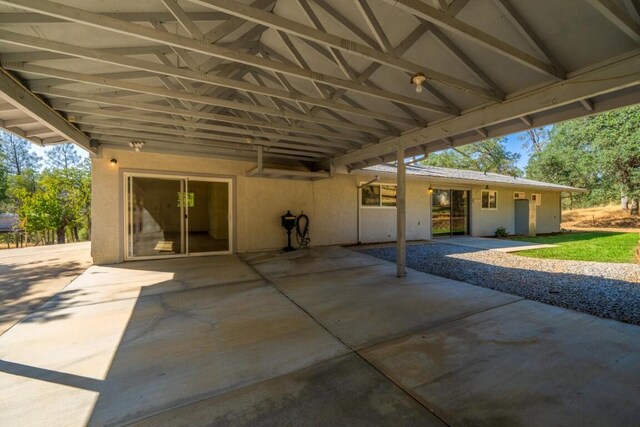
top-left (588, 106), bottom-right (640, 214)
top-left (526, 105), bottom-right (640, 212)
top-left (46, 144), bottom-right (82, 173)
top-left (421, 138), bottom-right (523, 176)
top-left (0, 148), bottom-right (7, 206)
top-left (0, 130), bottom-right (41, 175)
top-left (518, 127), bottom-right (549, 154)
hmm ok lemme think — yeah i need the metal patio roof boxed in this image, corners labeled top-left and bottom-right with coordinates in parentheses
top-left (0, 0), bottom-right (638, 169)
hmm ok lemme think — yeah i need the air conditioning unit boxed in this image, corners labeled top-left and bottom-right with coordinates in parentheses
top-left (513, 191), bottom-right (526, 200)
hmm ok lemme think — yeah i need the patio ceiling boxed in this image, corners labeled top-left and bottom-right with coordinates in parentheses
top-left (0, 0), bottom-right (638, 168)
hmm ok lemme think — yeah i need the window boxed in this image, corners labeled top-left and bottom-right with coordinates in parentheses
top-left (361, 184), bottom-right (396, 207)
top-left (531, 193), bottom-right (542, 206)
top-left (481, 190), bottom-right (497, 209)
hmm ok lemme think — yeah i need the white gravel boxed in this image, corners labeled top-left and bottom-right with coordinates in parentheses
top-left (356, 243), bottom-right (640, 325)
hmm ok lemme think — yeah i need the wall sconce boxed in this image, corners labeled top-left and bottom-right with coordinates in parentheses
top-left (485, 185), bottom-right (489, 190)
top-left (428, 186), bottom-right (433, 194)
top-left (109, 158), bottom-right (118, 166)
top-left (410, 72), bottom-right (426, 93)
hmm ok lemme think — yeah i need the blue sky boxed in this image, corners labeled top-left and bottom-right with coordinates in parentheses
top-left (502, 131), bottom-right (531, 170)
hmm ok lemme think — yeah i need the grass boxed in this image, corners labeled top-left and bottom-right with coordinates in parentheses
top-left (511, 232), bottom-right (638, 263)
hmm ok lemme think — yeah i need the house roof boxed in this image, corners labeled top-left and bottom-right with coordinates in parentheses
top-left (0, 1), bottom-right (638, 170)
top-left (357, 163), bottom-right (587, 193)
top-left (0, 213), bottom-right (20, 232)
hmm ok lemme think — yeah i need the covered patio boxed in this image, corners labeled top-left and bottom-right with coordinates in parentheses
top-left (0, 2), bottom-right (639, 425)
top-left (0, 0), bottom-right (638, 269)
top-left (1, 245), bottom-right (639, 425)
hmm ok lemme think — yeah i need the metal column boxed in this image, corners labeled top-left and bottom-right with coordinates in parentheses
top-left (396, 145), bottom-right (406, 277)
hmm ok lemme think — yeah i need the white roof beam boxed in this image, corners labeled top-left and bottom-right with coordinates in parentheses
top-left (203, 0), bottom-right (274, 41)
top-left (0, 46), bottom-right (174, 62)
top-left (182, 0), bottom-right (500, 100)
top-left (433, 0), bottom-right (449, 11)
top-left (309, 0), bottom-right (380, 48)
top-left (355, 0), bottom-right (394, 53)
top-left (623, 0), bottom-right (640, 23)
top-left (519, 115), bottom-right (533, 126)
top-left (0, 12), bottom-right (226, 25)
top-left (586, 0), bottom-right (640, 42)
top-left (0, 34), bottom-right (416, 127)
top-left (0, 102), bottom-right (16, 111)
top-left (0, 1), bottom-right (470, 110)
top-left (161, 0), bottom-right (204, 39)
top-left (83, 127), bottom-right (335, 157)
top-left (74, 118), bottom-right (340, 154)
top-left (579, 98), bottom-right (595, 112)
top-left (475, 128), bottom-right (488, 138)
top-left (447, 0), bottom-right (472, 16)
top-left (335, 52), bottom-right (640, 166)
top-left (492, 0), bottom-right (566, 76)
top-left (377, 0), bottom-right (565, 79)
top-left (57, 104), bottom-right (358, 149)
top-left (275, 31), bottom-right (326, 99)
top-left (199, 25), bottom-right (265, 72)
top-left (0, 67), bottom-right (93, 152)
top-left (425, 22), bottom-right (505, 99)
top-left (97, 136), bottom-right (320, 162)
top-left (11, 62), bottom-right (386, 134)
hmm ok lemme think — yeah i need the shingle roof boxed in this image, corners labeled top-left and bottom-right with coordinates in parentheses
top-left (358, 164), bottom-right (586, 193)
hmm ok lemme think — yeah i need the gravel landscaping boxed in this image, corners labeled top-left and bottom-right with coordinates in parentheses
top-left (356, 243), bottom-right (640, 325)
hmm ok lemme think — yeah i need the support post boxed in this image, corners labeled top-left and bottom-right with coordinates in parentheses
top-left (257, 145), bottom-right (263, 173)
top-left (396, 144), bottom-right (407, 277)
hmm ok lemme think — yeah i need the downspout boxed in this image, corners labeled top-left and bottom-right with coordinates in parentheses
top-left (357, 175), bottom-right (379, 244)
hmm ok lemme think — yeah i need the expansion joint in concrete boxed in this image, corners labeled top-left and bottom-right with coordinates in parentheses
top-left (245, 262), bottom-right (452, 427)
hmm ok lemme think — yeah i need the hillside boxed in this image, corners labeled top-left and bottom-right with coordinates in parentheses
top-left (562, 204), bottom-right (640, 232)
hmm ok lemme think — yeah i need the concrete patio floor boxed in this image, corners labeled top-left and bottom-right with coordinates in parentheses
top-left (0, 242), bottom-right (92, 335)
top-left (1, 245), bottom-right (639, 426)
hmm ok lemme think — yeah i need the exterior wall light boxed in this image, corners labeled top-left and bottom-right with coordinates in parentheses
top-left (410, 72), bottom-right (427, 93)
top-left (110, 158), bottom-right (118, 166)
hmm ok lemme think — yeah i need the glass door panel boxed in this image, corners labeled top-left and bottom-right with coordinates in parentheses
top-left (128, 176), bottom-right (185, 258)
top-left (450, 190), bottom-right (469, 236)
top-left (186, 180), bottom-right (230, 254)
top-left (432, 189), bottom-right (451, 237)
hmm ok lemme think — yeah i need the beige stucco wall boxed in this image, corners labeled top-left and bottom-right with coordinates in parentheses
top-left (469, 186), bottom-right (561, 236)
top-left (91, 148), bottom-right (360, 264)
top-left (92, 149), bottom-right (563, 264)
top-left (358, 177), bottom-right (431, 244)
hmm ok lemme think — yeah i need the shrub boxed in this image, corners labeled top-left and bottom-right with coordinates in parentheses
top-left (495, 226), bottom-right (509, 238)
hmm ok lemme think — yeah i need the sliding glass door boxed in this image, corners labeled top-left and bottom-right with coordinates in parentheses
top-left (128, 176), bottom-right (185, 258)
top-left (126, 174), bottom-right (231, 260)
top-left (431, 189), bottom-right (469, 237)
top-left (185, 180), bottom-right (230, 254)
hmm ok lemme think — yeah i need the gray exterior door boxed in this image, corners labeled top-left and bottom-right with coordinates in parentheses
top-left (514, 200), bottom-right (529, 236)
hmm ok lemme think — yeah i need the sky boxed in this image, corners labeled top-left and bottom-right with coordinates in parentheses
top-left (502, 131), bottom-right (531, 170)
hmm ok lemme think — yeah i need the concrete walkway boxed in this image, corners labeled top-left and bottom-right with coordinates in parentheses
top-left (0, 242), bottom-right (92, 335)
top-left (0, 246), bottom-right (639, 426)
top-left (434, 236), bottom-right (557, 252)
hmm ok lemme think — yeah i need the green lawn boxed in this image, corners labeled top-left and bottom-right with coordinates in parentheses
top-left (511, 232), bottom-right (639, 263)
